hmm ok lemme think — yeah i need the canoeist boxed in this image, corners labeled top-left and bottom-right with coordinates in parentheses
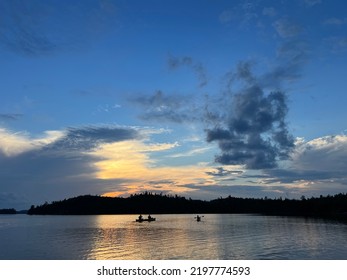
top-left (138, 214), bottom-right (143, 222)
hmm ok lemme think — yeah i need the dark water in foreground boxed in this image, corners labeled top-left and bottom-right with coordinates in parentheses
top-left (1, 214), bottom-right (347, 260)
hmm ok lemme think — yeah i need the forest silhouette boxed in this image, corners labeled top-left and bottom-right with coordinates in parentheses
top-left (0, 208), bottom-right (16, 214)
top-left (27, 192), bottom-right (347, 221)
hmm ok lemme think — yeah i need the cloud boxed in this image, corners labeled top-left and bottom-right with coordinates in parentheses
top-left (219, 10), bottom-right (236, 24)
top-left (131, 90), bottom-right (201, 123)
top-left (0, 128), bottom-right (64, 157)
top-left (49, 126), bottom-right (141, 151)
top-left (0, 0), bottom-right (117, 56)
top-left (86, 140), bottom-right (220, 198)
top-left (205, 61), bottom-right (294, 169)
top-left (133, 54), bottom-right (303, 171)
top-left (0, 138), bottom-right (97, 209)
top-left (205, 167), bottom-right (244, 177)
top-left (0, 124), bottom-right (219, 209)
top-left (325, 36), bottom-right (347, 53)
top-left (0, 125), bottom-right (141, 158)
top-left (0, 113), bottom-right (23, 121)
top-left (303, 0), bottom-right (321, 7)
top-left (263, 135), bottom-right (347, 185)
top-left (273, 18), bottom-right (302, 38)
top-left (167, 146), bottom-right (211, 158)
top-left (262, 40), bottom-right (309, 85)
top-left (262, 7), bottom-right (277, 17)
top-left (323, 17), bottom-right (347, 26)
top-left (0, 125), bottom-right (143, 208)
top-left (0, 0), bottom-right (59, 55)
top-left (168, 55), bottom-right (208, 87)
top-left (293, 135), bottom-right (347, 172)
top-left (219, 2), bottom-right (259, 28)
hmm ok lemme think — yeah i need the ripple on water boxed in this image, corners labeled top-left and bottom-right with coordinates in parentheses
top-left (1, 214), bottom-right (347, 259)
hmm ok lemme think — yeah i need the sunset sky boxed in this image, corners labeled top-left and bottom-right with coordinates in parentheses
top-left (1, 0), bottom-right (347, 209)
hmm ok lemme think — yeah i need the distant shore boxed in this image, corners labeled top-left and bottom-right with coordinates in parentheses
top-left (0, 208), bottom-right (17, 214)
top-left (26, 192), bottom-right (347, 222)
top-left (0, 208), bottom-right (28, 214)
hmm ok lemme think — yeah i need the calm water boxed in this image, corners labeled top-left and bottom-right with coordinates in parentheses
top-left (0, 214), bottom-right (347, 260)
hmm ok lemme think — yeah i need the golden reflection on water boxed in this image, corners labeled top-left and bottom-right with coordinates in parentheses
top-left (77, 214), bottom-right (347, 260)
top-left (87, 214), bottom-right (222, 260)
top-left (1, 214), bottom-right (347, 259)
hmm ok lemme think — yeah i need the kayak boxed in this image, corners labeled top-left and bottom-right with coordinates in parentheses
top-left (136, 218), bottom-right (156, 222)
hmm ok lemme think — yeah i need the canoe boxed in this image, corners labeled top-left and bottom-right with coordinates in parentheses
top-left (136, 218), bottom-right (156, 222)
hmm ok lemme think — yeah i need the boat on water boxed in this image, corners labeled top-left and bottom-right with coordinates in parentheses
top-left (136, 215), bottom-right (156, 222)
top-left (136, 217), bottom-right (156, 222)
top-left (195, 215), bottom-right (204, 222)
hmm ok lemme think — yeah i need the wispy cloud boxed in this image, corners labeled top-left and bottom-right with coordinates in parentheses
top-left (0, 128), bottom-right (63, 157)
top-left (47, 126), bottom-right (141, 151)
top-left (324, 36), bottom-right (347, 53)
top-left (167, 146), bottom-right (211, 158)
top-left (273, 18), bottom-right (302, 38)
top-left (0, 113), bottom-right (23, 121)
top-left (303, 0), bottom-right (321, 7)
top-left (323, 17), bottom-right (347, 26)
top-left (168, 55), bottom-right (208, 87)
top-left (219, 2), bottom-right (259, 28)
top-left (262, 7), bottom-right (277, 17)
top-left (0, 0), bottom-right (117, 56)
top-left (205, 167), bottom-right (244, 177)
top-left (0, 0), bottom-right (59, 56)
top-left (130, 90), bottom-right (201, 123)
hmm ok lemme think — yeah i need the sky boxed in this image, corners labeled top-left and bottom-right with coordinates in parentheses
top-left (1, 0), bottom-right (347, 210)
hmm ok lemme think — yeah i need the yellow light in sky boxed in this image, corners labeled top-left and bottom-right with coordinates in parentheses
top-left (87, 140), bottom-right (219, 196)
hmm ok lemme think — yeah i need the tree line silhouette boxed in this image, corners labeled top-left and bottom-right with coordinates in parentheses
top-left (0, 208), bottom-right (17, 214)
top-left (27, 192), bottom-right (347, 221)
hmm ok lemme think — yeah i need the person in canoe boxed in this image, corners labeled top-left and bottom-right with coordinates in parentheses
top-left (138, 214), bottom-right (143, 222)
top-left (195, 215), bottom-right (204, 222)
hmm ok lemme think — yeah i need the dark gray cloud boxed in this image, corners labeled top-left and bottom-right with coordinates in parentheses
top-left (263, 169), bottom-right (345, 184)
top-left (205, 167), bottom-right (243, 177)
top-left (168, 55), bottom-right (208, 87)
top-left (179, 183), bottom-right (289, 200)
top-left (131, 90), bottom-right (201, 123)
top-left (0, 113), bottom-right (23, 121)
top-left (206, 62), bottom-right (294, 169)
top-left (0, 124), bottom-right (141, 209)
top-left (133, 57), bottom-right (297, 170)
top-left (48, 126), bottom-right (140, 151)
top-left (0, 143), bottom-right (96, 209)
top-left (203, 38), bottom-right (308, 171)
top-left (260, 135), bottom-right (347, 186)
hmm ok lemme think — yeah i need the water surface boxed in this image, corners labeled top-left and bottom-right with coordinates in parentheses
top-left (1, 214), bottom-right (346, 259)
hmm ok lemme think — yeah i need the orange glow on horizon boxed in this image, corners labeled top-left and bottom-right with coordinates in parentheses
top-left (87, 140), bottom-right (232, 195)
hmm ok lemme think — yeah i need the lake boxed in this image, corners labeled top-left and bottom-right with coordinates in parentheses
top-left (0, 214), bottom-right (347, 259)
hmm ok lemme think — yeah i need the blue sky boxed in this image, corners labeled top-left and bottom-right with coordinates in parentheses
top-left (1, 0), bottom-right (347, 209)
